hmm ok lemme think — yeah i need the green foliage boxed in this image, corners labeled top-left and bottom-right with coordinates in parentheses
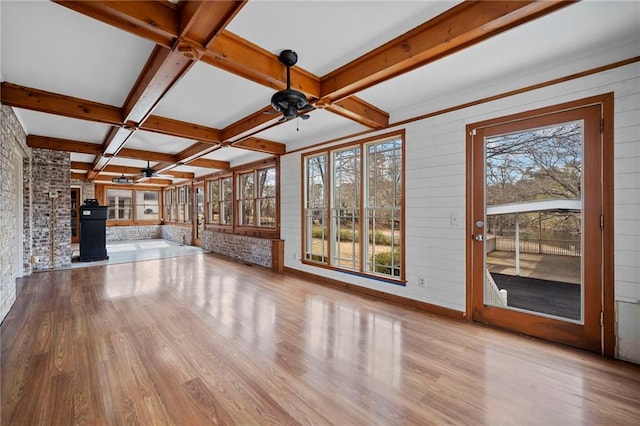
top-left (369, 231), bottom-right (395, 245)
top-left (372, 249), bottom-right (401, 276)
top-left (311, 225), bottom-right (326, 239)
top-left (338, 229), bottom-right (359, 242)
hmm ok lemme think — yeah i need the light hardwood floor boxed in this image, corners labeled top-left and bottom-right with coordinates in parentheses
top-left (2, 252), bottom-right (639, 425)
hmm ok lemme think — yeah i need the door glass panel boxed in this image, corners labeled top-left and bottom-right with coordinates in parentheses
top-left (484, 121), bottom-right (583, 322)
top-left (195, 187), bottom-right (204, 240)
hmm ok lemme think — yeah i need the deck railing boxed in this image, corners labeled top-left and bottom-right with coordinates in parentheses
top-left (487, 236), bottom-right (581, 256)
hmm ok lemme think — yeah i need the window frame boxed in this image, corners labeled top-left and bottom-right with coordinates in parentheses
top-left (302, 131), bottom-right (405, 284)
top-left (203, 158), bottom-right (280, 239)
top-left (100, 185), bottom-right (163, 225)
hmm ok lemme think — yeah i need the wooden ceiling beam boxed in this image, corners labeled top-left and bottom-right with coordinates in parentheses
top-left (202, 31), bottom-right (320, 96)
top-left (176, 142), bottom-right (220, 164)
top-left (141, 115), bottom-right (221, 143)
top-left (325, 97), bottom-right (389, 129)
top-left (117, 148), bottom-right (176, 163)
top-left (53, 2), bottom-right (385, 131)
top-left (179, 1), bottom-right (247, 48)
top-left (187, 158), bottom-right (230, 170)
top-left (221, 106), bottom-right (283, 143)
top-left (232, 137), bottom-right (286, 155)
top-left (122, 45), bottom-right (196, 125)
top-left (320, 1), bottom-right (574, 102)
top-left (54, 0), bottom-right (177, 47)
top-left (70, 162), bottom-right (92, 171)
top-left (164, 170), bottom-right (195, 180)
top-left (71, 172), bottom-right (88, 181)
top-left (27, 135), bottom-right (103, 155)
top-left (1, 82), bottom-right (122, 125)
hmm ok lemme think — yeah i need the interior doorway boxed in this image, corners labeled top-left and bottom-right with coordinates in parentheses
top-left (71, 188), bottom-right (80, 243)
top-left (466, 94), bottom-right (614, 355)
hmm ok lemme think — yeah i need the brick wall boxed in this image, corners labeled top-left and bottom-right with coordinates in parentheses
top-left (23, 156), bottom-right (32, 276)
top-left (107, 225), bottom-right (162, 241)
top-left (1, 105), bottom-right (30, 322)
top-left (202, 230), bottom-right (272, 268)
top-left (31, 148), bottom-right (72, 271)
top-left (161, 224), bottom-right (193, 245)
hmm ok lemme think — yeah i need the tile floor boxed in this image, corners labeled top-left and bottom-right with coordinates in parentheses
top-left (70, 239), bottom-right (205, 269)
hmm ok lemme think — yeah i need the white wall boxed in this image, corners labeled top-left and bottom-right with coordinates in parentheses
top-left (281, 58), bottom-right (640, 362)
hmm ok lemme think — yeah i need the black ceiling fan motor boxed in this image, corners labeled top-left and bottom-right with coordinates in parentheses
top-left (269, 49), bottom-right (313, 121)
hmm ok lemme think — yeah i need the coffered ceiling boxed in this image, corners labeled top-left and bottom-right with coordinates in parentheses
top-left (1, 1), bottom-right (639, 186)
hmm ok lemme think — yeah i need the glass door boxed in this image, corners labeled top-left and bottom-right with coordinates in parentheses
top-left (71, 188), bottom-right (80, 243)
top-left (194, 185), bottom-right (205, 246)
top-left (469, 102), bottom-right (604, 353)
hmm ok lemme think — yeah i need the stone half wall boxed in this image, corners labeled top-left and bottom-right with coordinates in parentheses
top-left (202, 230), bottom-right (272, 268)
top-left (31, 148), bottom-right (72, 271)
top-left (161, 224), bottom-right (193, 245)
top-left (106, 225), bottom-right (162, 241)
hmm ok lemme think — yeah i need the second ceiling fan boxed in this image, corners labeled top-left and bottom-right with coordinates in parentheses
top-left (267, 49), bottom-right (314, 122)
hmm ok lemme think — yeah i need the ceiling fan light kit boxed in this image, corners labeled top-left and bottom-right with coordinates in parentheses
top-left (112, 174), bottom-right (133, 184)
top-left (267, 49), bottom-right (314, 122)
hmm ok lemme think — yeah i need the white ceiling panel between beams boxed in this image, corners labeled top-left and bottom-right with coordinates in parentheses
top-left (152, 62), bottom-right (274, 129)
top-left (1, 1), bottom-right (154, 106)
top-left (124, 130), bottom-right (197, 155)
top-left (13, 109), bottom-right (112, 143)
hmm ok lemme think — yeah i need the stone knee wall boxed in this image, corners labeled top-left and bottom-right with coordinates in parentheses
top-left (106, 225), bottom-right (162, 241)
top-left (202, 230), bottom-right (272, 268)
top-left (161, 224), bottom-right (193, 245)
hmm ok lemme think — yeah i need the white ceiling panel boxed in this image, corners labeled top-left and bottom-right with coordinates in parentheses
top-left (171, 164), bottom-right (212, 177)
top-left (202, 147), bottom-right (272, 168)
top-left (357, 0), bottom-right (640, 122)
top-left (1, 0), bottom-right (154, 106)
top-left (152, 61), bottom-right (274, 128)
top-left (70, 153), bottom-right (96, 164)
top-left (13, 109), bottom-right (111, 143)
top-left (108, 157), bottom-right (157, 168)
top-left (124, 130), bottom-right (197, 154)
top-left (227, 1), bottom-right (460, 76)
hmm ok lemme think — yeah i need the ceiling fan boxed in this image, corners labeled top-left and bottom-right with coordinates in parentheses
top-left (141, 160), bottom-right (158, 178)
top-left (266, 49), bottom-right (314, 122)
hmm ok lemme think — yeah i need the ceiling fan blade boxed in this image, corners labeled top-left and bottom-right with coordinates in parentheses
top-left (299, 104), bottom-right (315, 113)
top-left (263, 109), bottom-right (280, 115)
top-left (299, 113), bottom-right (310, 120)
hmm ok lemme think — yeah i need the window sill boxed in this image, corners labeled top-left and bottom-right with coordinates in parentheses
top-left (300, 259), bottom-right (406, 286)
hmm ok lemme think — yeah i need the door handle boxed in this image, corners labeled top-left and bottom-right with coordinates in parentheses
top-left (473, 234), bottom-right (484, 241)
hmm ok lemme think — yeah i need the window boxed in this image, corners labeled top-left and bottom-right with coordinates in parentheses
top-left (136, 190), bottom-right (160, 220)
top-left (207, 176), bottom-right (233, 225)
top-left (238, 171), bottom-right (255, 226)
top-left (237, 167), bottom-right (276, 228)
top-left (107, 189), bottom-right (132, 220)
top-left (107, 188), bottom-right (160, 222)
top-left (175, 185), bottom-right (191, 223)
top-left (164, 188), bottom-right (175, 222)
top-left (305, 154), bottom-right (328, 262)
top-left (303, 132), bottom-right (404, 282)
top-left (208, 178), bottom-right (220, 223)
top-left (257, 167), bottom-right (276, 227)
